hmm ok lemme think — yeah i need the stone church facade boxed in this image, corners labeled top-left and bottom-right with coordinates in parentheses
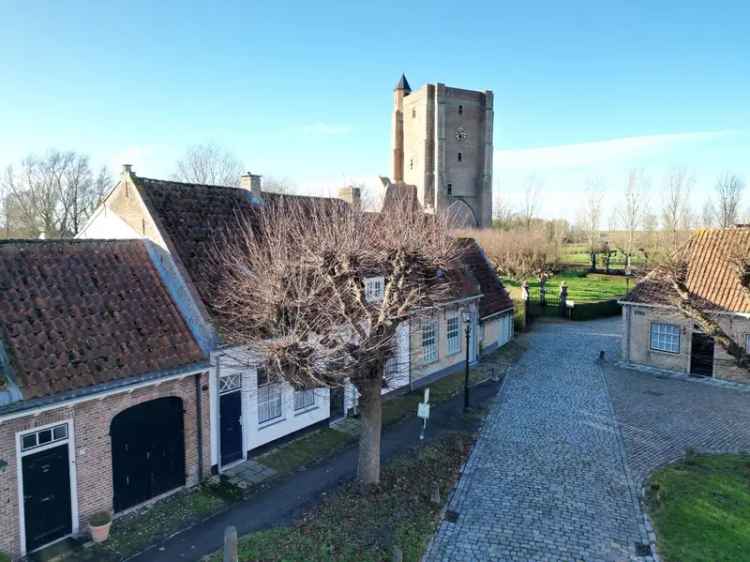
top-left (390, 74), bottom-right (494, 228)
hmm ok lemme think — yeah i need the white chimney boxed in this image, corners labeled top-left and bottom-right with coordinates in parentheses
top-left (240, 172), bottom-right (262, 196)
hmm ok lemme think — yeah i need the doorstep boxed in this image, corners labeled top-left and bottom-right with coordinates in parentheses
top-left (223, 459), bottom-right (277, 487)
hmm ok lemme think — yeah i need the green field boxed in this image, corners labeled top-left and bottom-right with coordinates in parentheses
top-left (646, 453), bottom-right (750, 562)
top-left (560, 243), bottom-right (646, 270)
top-left (504, 271), bottom-right (631, 303)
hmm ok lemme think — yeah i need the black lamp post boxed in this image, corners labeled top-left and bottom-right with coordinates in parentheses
top-left (463, 310), bottom-right (471, 412)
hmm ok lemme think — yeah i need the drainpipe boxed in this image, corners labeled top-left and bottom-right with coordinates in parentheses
top-left (195, 372), bottom-right (204, 481)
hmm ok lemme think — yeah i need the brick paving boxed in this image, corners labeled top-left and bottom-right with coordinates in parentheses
top-left (605, 354), bottom-right (750, 487)
top-left (427, 318), bottom-right (649, 562)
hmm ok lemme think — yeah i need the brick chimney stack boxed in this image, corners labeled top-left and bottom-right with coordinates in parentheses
top-left (240, 172), bottom-right (262, 197)
top-left (338, 185), bottom-right (362, 211)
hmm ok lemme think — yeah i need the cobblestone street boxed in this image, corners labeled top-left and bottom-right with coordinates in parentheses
top-left (427, 316), bottom-right (750, 561)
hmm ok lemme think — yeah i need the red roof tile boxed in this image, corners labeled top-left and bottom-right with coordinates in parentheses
top-left (626, 227), bottom-right (750, 313)
top-left (457, 238), bottom-right (514, 318)
top-left (0, 239), bottom-right (205, 400)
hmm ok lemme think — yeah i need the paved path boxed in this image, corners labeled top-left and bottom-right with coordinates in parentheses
top-left (130, 380), bottom-right (503, 562)
top-left (605, 350), bottom-right (750, 487)
top-left (427, 319), bottom-right (648, 562)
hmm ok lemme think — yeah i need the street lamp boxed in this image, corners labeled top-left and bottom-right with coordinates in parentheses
top-left (462, 310), bottom-right (472, 412)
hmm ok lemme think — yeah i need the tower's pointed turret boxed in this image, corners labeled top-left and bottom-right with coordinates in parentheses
top-left (394, 73), bottom-right (412, 93)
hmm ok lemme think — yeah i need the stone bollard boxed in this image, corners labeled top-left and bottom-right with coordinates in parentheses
top-left (559, 283), bottom-right (568, 319)
top-left (224, 525), bottom-right (238, 562)
top-left (431, 482), bottom-right (441, 505)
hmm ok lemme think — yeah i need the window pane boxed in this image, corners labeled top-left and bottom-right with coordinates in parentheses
top-left (53, 425), bottom-right (67, 440)
top-left (22, 434), bottom-right (36, 450)
top-left (37, 429), bottom-right (52, 445)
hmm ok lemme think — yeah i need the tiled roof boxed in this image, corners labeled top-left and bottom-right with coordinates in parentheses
top-left (457, 238), bottom-right (514, 318)
top-left (625, 227), bottom-right (750, 313)
top-left (135, 177), bottom-right (348, 311)
top-left (0, 239), bottom-right (205, 400)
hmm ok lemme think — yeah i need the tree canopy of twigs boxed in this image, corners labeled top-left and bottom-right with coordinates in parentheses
top-left (172, 143), bottom-right (244, 187)
top-left (1, 150), bottom-right (111, 239)
top-left (457, 227), bottom-right (559, 284)
top-left (212, 196), bottom-right (460, 484)
top-left (714, 172), bottom-right (745, 229)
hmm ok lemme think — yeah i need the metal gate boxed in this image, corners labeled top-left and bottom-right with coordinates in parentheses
top-left (111, 397), bottom-right (186, 512)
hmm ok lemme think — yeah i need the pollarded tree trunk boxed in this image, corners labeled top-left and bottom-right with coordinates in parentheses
top-left (356, 376), bottom-right (383, 486)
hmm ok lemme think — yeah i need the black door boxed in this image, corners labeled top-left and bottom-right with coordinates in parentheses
top-left (23, 444), bottom-right (72, 552)
top-left (220, 391), bottom-right (243, 466)
top-left (690, 333), bottom-right (715, 377)
top-left (111, 397), bottom-right (185, 512)
top-left (330, 387), bottom-right (346, 420)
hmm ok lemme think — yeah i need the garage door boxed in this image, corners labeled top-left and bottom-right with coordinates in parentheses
top-left (111, 397), bottom-right (186, 512)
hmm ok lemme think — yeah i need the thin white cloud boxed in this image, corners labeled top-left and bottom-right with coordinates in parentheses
top-left (495, 130), bottom-right (732, 170)
top-left (301, 122), bottom-right (353, 136)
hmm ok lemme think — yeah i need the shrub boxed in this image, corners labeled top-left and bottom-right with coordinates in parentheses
top-left (570, 299), bottom-right (621, 321)
top-left (89, 511), bottom-right (112, 527)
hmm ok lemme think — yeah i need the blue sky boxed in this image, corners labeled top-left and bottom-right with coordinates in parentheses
top-left (1, 1), bottom-right (748, 220)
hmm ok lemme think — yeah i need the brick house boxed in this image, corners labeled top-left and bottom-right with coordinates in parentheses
top-left (79, 167), bottom-right (514, 464)
top-left (620, 227), bottom-right (750, 383)
top-left (0, 240), bottom-right (209, 558)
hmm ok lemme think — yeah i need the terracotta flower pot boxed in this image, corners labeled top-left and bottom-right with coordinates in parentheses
top-left (89, 512), bottom-right (112, 543)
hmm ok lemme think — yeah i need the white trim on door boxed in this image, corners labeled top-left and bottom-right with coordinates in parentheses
top-left (15, 418), bottom-right (78, 557)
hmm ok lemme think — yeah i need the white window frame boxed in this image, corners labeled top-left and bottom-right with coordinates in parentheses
top-left (257, 369), bottom-right (283, 424)
top-left (294, 388), bottom-right (316, 411)
top-left (745, 333), bottom-right (750, 353)
top-left (446, 315), bottom-right (461, 355)
top-left (422, 319), bottom-right (438, 363)
top-left (16, 419), bottom-right (79, 556)
top-left (650, 322), bottom-right (680, 353)
top-left (364, 276), bottom-right (385, 303)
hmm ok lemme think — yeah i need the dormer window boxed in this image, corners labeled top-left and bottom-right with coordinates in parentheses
top-left (365, 276), bottom-right (385, 302)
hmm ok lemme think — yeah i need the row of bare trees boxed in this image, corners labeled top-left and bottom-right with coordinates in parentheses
top-left (573, 169), bottom-right (746, 271)
top-left (0, 151), bottom-right (112, 239)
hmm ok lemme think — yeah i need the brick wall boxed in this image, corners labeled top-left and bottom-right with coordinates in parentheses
top-left (624, 304), bottom-right (750, 384)
top-left (0, 372), bottom-right (210, 558)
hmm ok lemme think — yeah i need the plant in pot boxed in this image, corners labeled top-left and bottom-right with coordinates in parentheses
top-left (88, 511), bottom-right (112, 543)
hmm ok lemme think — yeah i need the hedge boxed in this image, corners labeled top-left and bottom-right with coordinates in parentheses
top-left (569, 298), bottom-right (621, 321)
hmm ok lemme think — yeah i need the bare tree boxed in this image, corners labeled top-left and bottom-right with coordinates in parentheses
top-left (701, 199), bottom-right (716, 228)
top-left (715, 172), bottom-right (745, 228)
top-left (492, 192), bottom-right (515, 230)
top-left (617, 169), bottom-right (648, 274)
top-left (519, 175), bottom-right (543, 230)
top-left (212, 197), bottom-right (459, 485)
top-left (1, 151), bottom-right (106, 238)
top-left (462, 227), bottom-right (559, 285)
top-left (173, 143), bottom-right (244, 186)
top-left (577, 179), bottom-right (605, 271)
top-left (661, 168), bottom-right (694, 250)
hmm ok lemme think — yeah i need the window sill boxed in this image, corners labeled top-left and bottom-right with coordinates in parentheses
top-left (294, 405), bottom-right (319, 417)
top-left (258, 417), bottom-right (286, 430)
top-left (649, 347), bottom-right (680, 355)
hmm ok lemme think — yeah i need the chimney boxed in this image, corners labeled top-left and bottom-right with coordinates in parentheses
top-left (240, 172), bottom-right (262, 196)
top-left (338, 185), bottom-right (361, 211)
top-left (121, 164), bottom-right (134, 177)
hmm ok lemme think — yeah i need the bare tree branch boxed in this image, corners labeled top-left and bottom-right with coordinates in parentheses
top-left (173, 143), bottom-right (244, 186)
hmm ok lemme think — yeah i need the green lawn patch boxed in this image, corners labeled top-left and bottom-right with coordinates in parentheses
top-left (646, 453), bottom-right (750, 562)
top-left (72, 479), bottom-right (240, 561)
top-left (257, 428), bottom-right (353, 474)
top-left (211, 432), bottom-right (475, 562)
top-left (504, 270), bottom-right (630, 303)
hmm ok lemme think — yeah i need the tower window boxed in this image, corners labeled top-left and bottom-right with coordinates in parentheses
top-left (412, 108), bottom-right (416, 118)
top-left (447, 183), bottom-right (453, 195)
top-left (457, 152), bottom-right (463, 162)
top-left (458, 105), bottom-right (463, 115)
top-left (409, 159), bottom-right (414, 170)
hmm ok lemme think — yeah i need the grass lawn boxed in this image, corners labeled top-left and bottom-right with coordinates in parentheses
top-left (68, 479), bottom-right (242, 561)
top-left (504, 270), bottom-right (630, 303)
top-left (211, 432), bottom-right (475, 562)
top-left (646, 453), bottom-right (750, 562)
